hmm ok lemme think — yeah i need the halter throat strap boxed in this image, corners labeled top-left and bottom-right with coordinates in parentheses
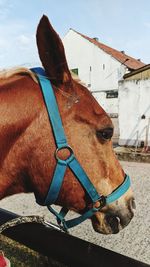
top-left (32, 68), bottom-right (131, 232)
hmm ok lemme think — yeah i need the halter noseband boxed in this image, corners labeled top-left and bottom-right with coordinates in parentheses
top-left (32, 67), bottom-right (131, 232)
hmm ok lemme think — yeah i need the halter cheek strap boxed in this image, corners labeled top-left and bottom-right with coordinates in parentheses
top-left (31, 67), bottom-right (131, 232)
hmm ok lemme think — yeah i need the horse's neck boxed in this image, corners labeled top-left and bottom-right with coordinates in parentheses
top-left (0, 75), bottom-right (43, 199)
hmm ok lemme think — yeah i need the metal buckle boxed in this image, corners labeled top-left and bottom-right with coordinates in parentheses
top-left (99, 195), bottom-right (106, 208)
top-left (94, 196), bottom-right (106, 211)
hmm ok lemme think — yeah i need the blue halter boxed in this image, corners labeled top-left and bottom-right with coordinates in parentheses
top-left (31, 67), bottom-right (131, 232)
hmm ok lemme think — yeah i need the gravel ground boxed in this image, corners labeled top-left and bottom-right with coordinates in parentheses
top-left (0, 161), bottom-right (150, 265)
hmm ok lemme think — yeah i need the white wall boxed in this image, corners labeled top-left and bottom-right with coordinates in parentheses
top-left (118, 79), bottom-right (150, 146)
top-left (92, 92), bottom-right (118, 114)
top-left (63, 30), bottom-right (127, 92)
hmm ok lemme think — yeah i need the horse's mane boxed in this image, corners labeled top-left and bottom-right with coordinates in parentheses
top-left (0, 67), bottom-right (38, 83)
top-left (70, 71), bottom-right (85, 86)
top-left (0, 67), bottom-right (84, 86)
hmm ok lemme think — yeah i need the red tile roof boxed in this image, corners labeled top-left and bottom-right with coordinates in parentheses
top-left (71, 29), bottom-right (145, 70)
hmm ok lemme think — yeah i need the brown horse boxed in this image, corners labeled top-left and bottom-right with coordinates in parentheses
top-left (0, 15), bottom-right (135, 234)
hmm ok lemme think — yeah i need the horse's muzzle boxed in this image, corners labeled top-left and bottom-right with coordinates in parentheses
top-left (106, 197), bottom-right (136, 234)
top-left (92, 197), bottom-right (136, 234)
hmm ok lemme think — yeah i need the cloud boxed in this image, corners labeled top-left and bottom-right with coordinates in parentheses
top-left (144, 22), bottom-right (150, 29)
top-left (0, 25), bottom-right (39, 68)
top-left (0, 17), bottom-right (36, 66)
top-left (0, 39), bottom-right (8, 49)
top-left (16, 34), bottom-right (34, 48)
top-left (0, 0), bottom-right (12, 20)
top-left (17, 35), bottom-right (31, 45)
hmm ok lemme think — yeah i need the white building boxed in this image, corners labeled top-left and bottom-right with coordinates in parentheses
top-left (63, 29), bottom-right (145, 116)
top-left (119, 65), bottom-right (150, 149)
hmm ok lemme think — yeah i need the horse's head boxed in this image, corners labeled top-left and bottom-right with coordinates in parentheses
top-left (0, 16), bottom-right (135, 235)
top-left (33, 16), bottom-right (135, 234)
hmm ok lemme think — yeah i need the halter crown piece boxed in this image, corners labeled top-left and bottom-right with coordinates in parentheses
top-left (31, 67), bottom-right (131, 232)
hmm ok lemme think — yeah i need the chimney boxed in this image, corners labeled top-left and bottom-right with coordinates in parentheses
top-left (93, 37), bottom-right (99, 42)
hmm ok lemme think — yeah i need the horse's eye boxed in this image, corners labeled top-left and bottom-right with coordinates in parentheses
top-left (96, 127), bottom-right (114, 141)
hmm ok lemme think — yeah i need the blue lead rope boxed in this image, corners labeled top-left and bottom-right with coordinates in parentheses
top-left (32, 68), bottom-right (131, 232)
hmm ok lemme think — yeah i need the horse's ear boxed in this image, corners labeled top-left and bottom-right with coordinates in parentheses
top-left (36, 15), bottom-right (72, 87)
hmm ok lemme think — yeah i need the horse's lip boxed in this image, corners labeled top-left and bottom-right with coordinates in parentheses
top-left (91, 215), bottom-right (121, 234)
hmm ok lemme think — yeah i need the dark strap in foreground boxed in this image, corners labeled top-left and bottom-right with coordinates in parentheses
top-left (0, 209), bottom-right (149, 267)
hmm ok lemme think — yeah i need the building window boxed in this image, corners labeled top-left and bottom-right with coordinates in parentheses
top-left (106, 91), bottom-right (118, 98)
top-left (103, 64), bottom-right (105, 70)
top-left (71, 68), bottom-right (78, 75)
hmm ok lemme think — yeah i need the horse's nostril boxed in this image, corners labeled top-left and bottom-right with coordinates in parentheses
top-left (129, 197), bottom-right (136, 210)
top-left (105, 215), bottom-right (120, 234)
top-left (116, 216), bottom-right (120, 224)
top-left (132, 198), bottom-right (136, 209)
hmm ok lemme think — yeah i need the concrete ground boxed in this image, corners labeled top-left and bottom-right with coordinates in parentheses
top-left (0, 161), bottom-right (150, 265)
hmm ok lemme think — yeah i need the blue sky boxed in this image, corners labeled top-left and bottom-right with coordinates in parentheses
top-left (0, 0), bottom-right (150, 68)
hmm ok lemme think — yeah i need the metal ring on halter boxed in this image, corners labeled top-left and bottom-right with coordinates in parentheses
top-left (55, 145), bottom-right (74, 162)
top-left (94, 195), bottom-right (106, 211)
